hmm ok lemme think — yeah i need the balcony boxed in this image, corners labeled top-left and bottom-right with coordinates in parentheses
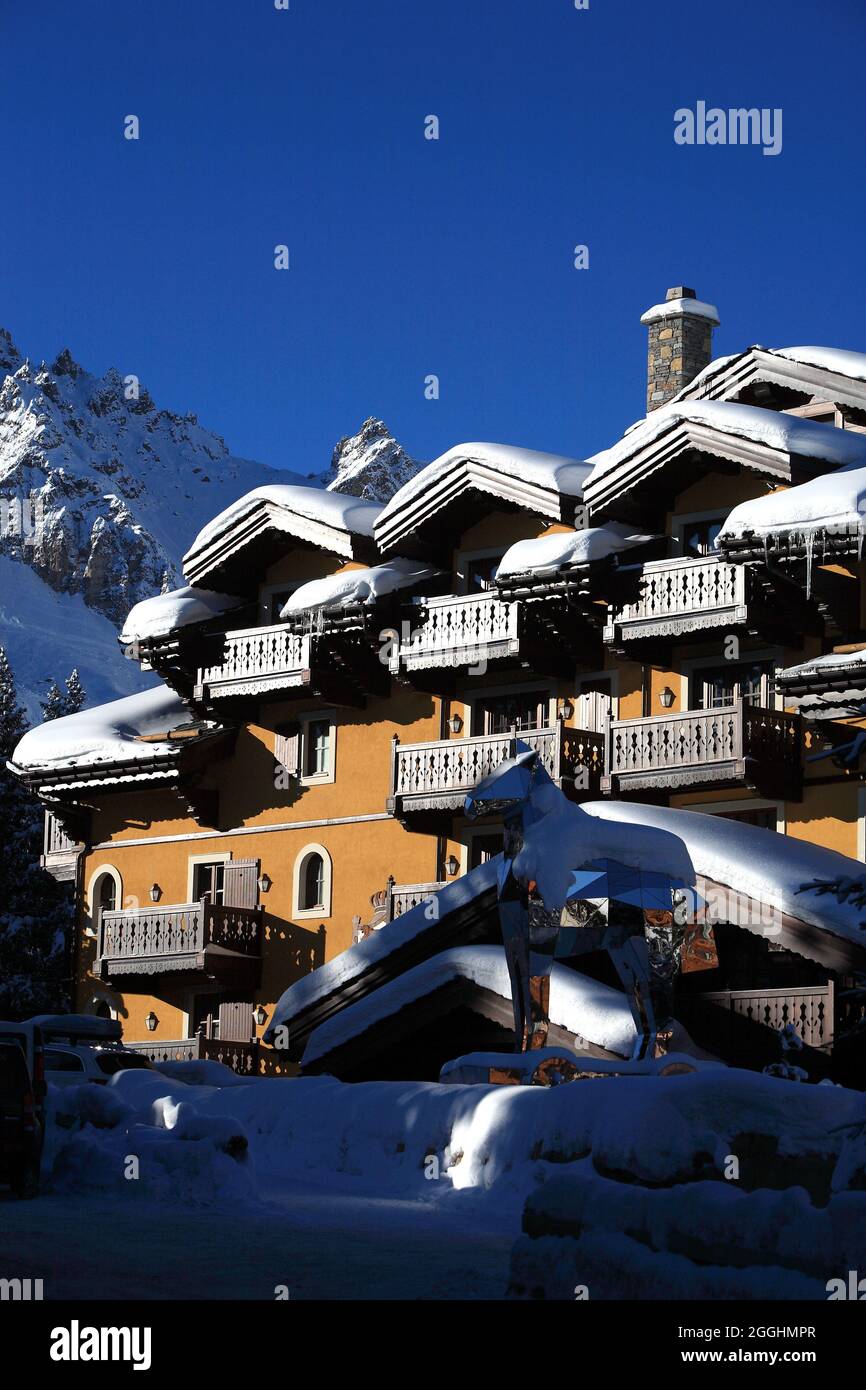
top-left (601, 701), bottom-right (802, 797)
top-left (41, 811), bottom-right (84, 882)
top-left (603, 554), bottom-right (804, 656)
top-left (98, 900), bottom-right (263, 989)
top-left (393, 593), bottom-right (579, 684)
top-left (194, 626), bottom-right (312, 703)
top-left (388, 724), bottom-right (604, 820)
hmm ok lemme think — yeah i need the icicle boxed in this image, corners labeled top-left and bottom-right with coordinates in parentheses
top-left (858, 524), bottom-right (864, 562)
top-left (805, 529), bottom-right (814, 600)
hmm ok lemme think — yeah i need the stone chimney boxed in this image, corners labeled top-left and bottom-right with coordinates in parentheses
top-left (641, 287), bottom-right (720, 412)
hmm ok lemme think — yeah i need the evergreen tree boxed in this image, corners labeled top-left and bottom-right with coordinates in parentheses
top-left (0, 645), bottom-right (73, 1018)
top-left (64, 669), bottom-right (85, 715)
top-left (41, 678), bottom-right (66, 722)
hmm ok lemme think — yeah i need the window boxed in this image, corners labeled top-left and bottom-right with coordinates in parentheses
top-left (304, 719), bottom-right (331, 777)
top-left (190, 992), bottom-right (222, 1039)
top-left (193, 861), bottom-right (226, 905)
top-left (715, 806), bottom-right (778, 832)
top-left (692, 661), bottom-right (775, 711)
top-left (96, 1053), bottom-right (152, 1075)
top-left (292, 843), bottom-right (333, 918)
top-left (302, 854), bottom-right (325, 910)
top-left (45, 1048), bottom-right (85, 1073)
top-left (681, 517), bottom-right (724, 557)
top-left (468, 832), bottom-right (503, 870)
top-left (269, 590), bottom-right (294, 623)
top-left (466, 555), bottom-right (502, 593)
top-left (475, 690), bottom-right (550, 735)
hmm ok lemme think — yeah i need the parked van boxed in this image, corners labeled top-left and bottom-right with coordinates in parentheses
top-left (0, 1020), bottom-right (46, 1119)
top-left (0, 1041), bottom-right (43, 1196)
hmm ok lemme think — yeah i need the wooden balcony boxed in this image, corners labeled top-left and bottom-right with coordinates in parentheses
top-left (602, 701), bottom-right (802, 797)
top-left (393, 593), bottom-right (579, 685)
top-left (603, 554), bottom-right (812, 656)
top-left (388, 724), bottom-right (604, 821)
top-left (40, 811), bottom-right (84, 882)
top-left (194, 626), bottom-right (312, 703)
top-left (124, 1036), bottom-right (290, 1078)
top-left (387, 879), bottom-right (446, 920)
top-left (98, 900), bottom-right (263, 989)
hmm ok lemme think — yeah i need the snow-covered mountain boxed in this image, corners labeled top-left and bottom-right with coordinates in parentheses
top-left (0, 328), bottom-right (421, 720)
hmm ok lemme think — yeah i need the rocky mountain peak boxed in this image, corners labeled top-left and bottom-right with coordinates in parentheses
top-left (326, 416), bottom-right (422, 503)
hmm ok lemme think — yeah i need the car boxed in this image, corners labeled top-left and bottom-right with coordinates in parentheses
top-left (0, 1040), bottom-right (44, 1197)
top-left (0, 1020), bottom-right (47, 1120)
top-left (43, 1043), bottom-right (158, 1088)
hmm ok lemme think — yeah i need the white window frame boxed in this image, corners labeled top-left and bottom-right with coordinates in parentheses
top-left (679, 648), bottom-right (784, 713)
top-left (187, 852), bottom-right (232, 904)
top-left (574, 668), bottom-right (619, 731)
top-left (293, 842), bottom-right (333, 919)
top-left (298, 710), bottom-right (337, 785)
top-left (462, 680), bottom-right (556, 736)
top-left (259, 581), bottom-right (302, 626)
top-left (686, 797), bottom-right (786, 834)
top-left (86, 864), bottom-right (123, 918)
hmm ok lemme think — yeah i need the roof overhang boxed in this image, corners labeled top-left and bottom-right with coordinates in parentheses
top-left (675, 347), bottom-right (866, 415)
top-left (584, 418), bottom-right (824, 522)
top-left (183, 499), bottom-right (378, 590)
top-left (375, 457), bottom-right (585, 557)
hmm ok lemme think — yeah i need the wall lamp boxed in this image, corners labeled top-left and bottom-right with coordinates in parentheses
top-left (445, 853), bottom-right (460, 877)
top-left (145, 1011), bottom-right (159, 1033)
top-left (558, 698), bottom-right (574, 721)
top-left (253, 1005), bottom-right (268, 1029)
top-left (658, 686), bottom-right (676, 709)
top-left (258, 872), bottom-right (272, 894)
top-left (148, 883), bottom-right (162, 903)
top-left (448, 712), bottom-right (463, 735)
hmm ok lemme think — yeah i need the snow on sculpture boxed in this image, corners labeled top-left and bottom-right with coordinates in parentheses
top-left (465, 743), bottom-right (710, 1062)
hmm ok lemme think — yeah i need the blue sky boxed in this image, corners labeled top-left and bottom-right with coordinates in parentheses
top-left (2, 0), bottom-right (865, 472)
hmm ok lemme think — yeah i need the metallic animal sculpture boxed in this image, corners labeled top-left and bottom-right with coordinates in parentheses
top-left (465, 745), bottom-right (696, 1061)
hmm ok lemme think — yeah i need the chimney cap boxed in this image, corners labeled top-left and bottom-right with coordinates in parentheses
top-left (640, 292), bottom-right (720, 328)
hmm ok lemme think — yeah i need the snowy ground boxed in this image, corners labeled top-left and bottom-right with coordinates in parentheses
top-left (4, 1063), bottom-right (865, 1301)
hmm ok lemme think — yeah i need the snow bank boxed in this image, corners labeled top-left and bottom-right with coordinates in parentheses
top-left (640, 296), bottom-right (719, 326)
top-left (718, 461), bottom-right (866, 543)
top-left (264, 859), bottom-right (500, 1044)
top-left (496, 523), bottom-right (656, 580)
top-left (580, 800), bottom-right (866, 950)
top-left (281, 558), bottom-right (437, 617)
top-left (587, 399), bottom-right (866, 483)
top-left (377, 442), bottom-right (592, 530)
top-left (302, 945), bottom-right (641, 1064)
top-left (120, 585), bottom-right (244, 645)
top-left (10, 683), bottom-right (190, 771)
top-left (187, 484), bottom-right (381, 559)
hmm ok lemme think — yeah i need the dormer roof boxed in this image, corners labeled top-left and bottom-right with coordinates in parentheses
top-left (672, 345), bottom-right (866, 414)
top-left (183, 484), bottom-right (382, 590)
top-left (374, 442), bottom-right (590, 556)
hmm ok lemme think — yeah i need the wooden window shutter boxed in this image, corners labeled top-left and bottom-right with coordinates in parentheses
top-left (222, 859), bottom-right (260, 908)
top-left (274, 723), bottom-right (301, 778)
top-left (218, 1000), bottom-right (254, 1042)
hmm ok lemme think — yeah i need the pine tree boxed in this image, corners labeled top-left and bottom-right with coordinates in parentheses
top-left (41, 678), bottom-right (66, 722)
top-left (64, 669), bottom-right (85, 715)
top-left (0, 645), bottom-right (73, 1018)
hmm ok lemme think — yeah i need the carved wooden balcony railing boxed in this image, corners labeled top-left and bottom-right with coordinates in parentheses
top-left (388, 724), bottom-right (604, 818)
top-left (40, 811), bottom-right (84, 882)
top-left (195, 626), bottom-right (312, 702)
top-left (602, 701), bottom-right (802, 796)
top-left (98, 900), bottom-right (263, 988)
top-left (124, 1036), bottom-right (290, 1078)
top-left (395, 594), bottom-right (521, 673)
top-left (604, 555), bottom-right (750, 652)
top-left (387, 880), bottom-right (446, 920)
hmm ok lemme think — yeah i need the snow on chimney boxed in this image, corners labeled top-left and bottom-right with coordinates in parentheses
top-left (641, 286), bottom-right (720, 412)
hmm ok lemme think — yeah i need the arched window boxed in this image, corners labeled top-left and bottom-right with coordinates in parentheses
top-left (293, 844), bottom-right (332, 919)
top-left (87, 866), bottom-right (122, 939)
top-left (302, 854), bottom-right (325, 911)
top-left (97, 874), bottom-right (117, 914)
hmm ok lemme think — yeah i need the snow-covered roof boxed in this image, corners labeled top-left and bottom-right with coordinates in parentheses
top-left (301, 944), bottom-right (708, 1066)
top-left (496, 522), bottom-right (656, 581)
top-left (10, 685), bottom-right (193, 773)
top-left (263, 859), bottom-right (500, 1046)
top-left (375, 442), bottom-right (591, 551)
top-left (640, 296), bottom-right (719, 327)
top-left (773, 346), bottom-right (866, 382)
top-left (776, 648), bottom-right (866, 717)
top-left (586, 400), bottom-right (866, 488)
top-left (718, 461), bottom-right (866, 544)
top-left (280, 558), bottom-right (436, 618)
top-left (779, 648), bottom-right (866, 682)
top-left (190, 485), bottom-right (381, 553)
top-left (119, 585), bottom-right (244, 646)
top-left (578, 801), bottom-right (866, 959)
top-left (183, 484), bottom-right (382, 583)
